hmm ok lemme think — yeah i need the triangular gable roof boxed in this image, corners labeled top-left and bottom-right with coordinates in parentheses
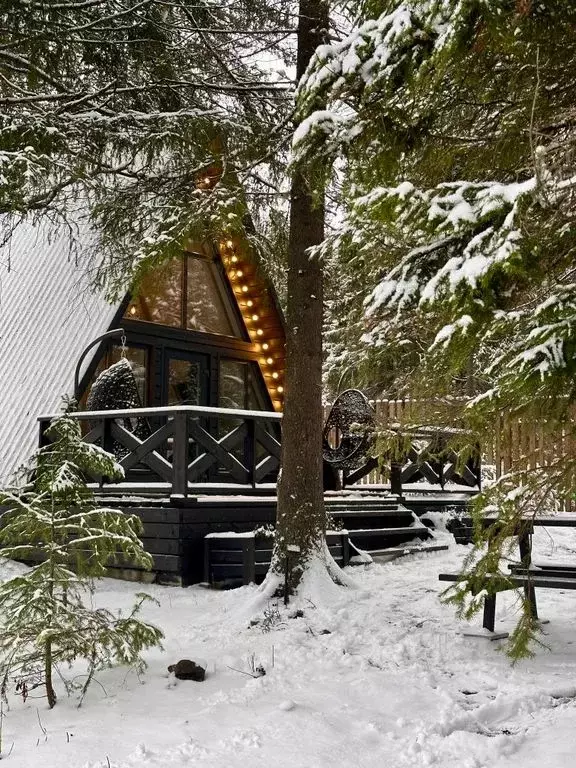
top-left (0, 224), bottom-right (119, 483)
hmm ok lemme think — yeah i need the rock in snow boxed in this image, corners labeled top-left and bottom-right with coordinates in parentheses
top-left (168, 659), bottom-right (206, 681)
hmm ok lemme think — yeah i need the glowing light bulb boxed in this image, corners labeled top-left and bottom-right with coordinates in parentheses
top-left (241, 285), bottom-right (249, 293)
top-left (261, 343), bottom-right (269, 351)
top-left (236, 270), bottom-right (243, 278)
top-left (251, 314), bottom-right (259, 322)
top-left (231, 255), bottom-right (238, 263)
top-left (266, 357), bottom-right (274, 365)
top-left (272, 372), bottom-right (279, 379)
top-left (246, 300), bottom-right (254, 307)
top-left (256, 329), bottom-right (264, 336)
top-left (129, 305), bottom-right (137, 316)
top-left (277, 386), bottom-right (284, 394)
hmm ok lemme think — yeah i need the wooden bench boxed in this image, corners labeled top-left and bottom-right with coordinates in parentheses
top-left (204, 530), bottom-right (350, 587)
top-left (438, 572), bottom-right (576, 636)
top-left (441, 514), bottom-right (576, 636)
top-left (510, 563), bottom-right (576, 578)
top-left (447, 515), bottom-right (534, 547)
top-left (449, 513), bottom-right (576, 545)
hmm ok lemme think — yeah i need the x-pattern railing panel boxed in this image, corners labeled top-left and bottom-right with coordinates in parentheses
top-left (111, 422), bottom-right (174, 483)
top-left (253, 423), bottom-right (281, 482)
top-left (401, 443), bottom-right (442, 485)
top-left (343, 432), bottom-right (480, 490)
top-left (187, 421), bottom-right (249, 483)
top-left (116, 420), bottom-right (174, 474)
top-left (255, 423), bottom-right (281, 459)
top-left (39, 405), bottom-right (283, 496)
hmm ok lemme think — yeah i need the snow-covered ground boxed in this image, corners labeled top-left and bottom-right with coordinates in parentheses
top-left (3, 528), bottom-right (576, 768)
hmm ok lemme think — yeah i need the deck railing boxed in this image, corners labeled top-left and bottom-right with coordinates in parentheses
top-left (38, 402), bottom-right (481, 498)
top-left (339, 425), bottom-right (481, 492)
top-left (38, 405), bottom-right (282, 498)
top-left (324, 398), bottom-right (575, 505)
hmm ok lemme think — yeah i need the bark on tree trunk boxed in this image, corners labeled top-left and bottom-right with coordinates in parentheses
top-left (273, 0), bottom-right (329, 594)
top-left (45, 639), bottom-right (56, 709)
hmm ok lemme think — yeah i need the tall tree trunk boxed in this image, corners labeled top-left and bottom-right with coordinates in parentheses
top-left (273, 0), bottom-right (329, 594)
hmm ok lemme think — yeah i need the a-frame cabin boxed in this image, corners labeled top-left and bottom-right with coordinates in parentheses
top-left (1, 225), bottom-right (468, 587)
top-left (0, 224), bottom-right (294, 584)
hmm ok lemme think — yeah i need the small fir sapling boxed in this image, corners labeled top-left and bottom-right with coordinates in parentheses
top-left (0, 398), bottom-right (163, 709)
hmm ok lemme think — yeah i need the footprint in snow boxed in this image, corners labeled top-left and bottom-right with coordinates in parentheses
top-left (226, 728), bottom-right (262, 749)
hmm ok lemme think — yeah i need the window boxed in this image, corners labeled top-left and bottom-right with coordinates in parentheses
top-left (125, 254), bottom-right (241, 338)
top-left (186, 257), bottom-right (235, 335)
top-left (219, 360), bottom-right (260, 411)
top-left (127, 258), bottom-right (182, 328)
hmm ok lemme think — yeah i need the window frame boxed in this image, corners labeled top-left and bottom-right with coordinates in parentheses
top-left (125, 251), bottom-right (249, 341)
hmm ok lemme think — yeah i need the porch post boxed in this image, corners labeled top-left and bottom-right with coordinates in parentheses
top-left (246, 417), bottom-right (256, 489)
top-left (172, 411), bottom-right (189, 498)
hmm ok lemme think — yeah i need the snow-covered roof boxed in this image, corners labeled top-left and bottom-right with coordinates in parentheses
top-left (0, 224), bottom-right (119, 483)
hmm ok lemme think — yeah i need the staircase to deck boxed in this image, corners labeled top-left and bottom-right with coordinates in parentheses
top-left (324, 493), bottom-right (434, 558)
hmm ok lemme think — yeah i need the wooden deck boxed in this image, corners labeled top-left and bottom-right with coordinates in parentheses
top-left (31, 404), bottom-right (477, 584)
top-left (94, 491), bottom-right (461, 585)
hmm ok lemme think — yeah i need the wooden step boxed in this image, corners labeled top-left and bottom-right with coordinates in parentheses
top-left (347, 524), bottom-right (432, 552)
top-left (332, 509), bottom-right (414, 519)
top-left (369, 543), bottom-right (449, 560)
top-left (347, 525), bottom-right (429, 537)
top-left (326, 501), bottom-right (401, 509)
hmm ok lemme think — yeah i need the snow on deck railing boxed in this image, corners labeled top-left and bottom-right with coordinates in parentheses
top-left (38, 404), bottom-right (282, 421)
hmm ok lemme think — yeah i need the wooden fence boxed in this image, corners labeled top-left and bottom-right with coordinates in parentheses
top-left (490, 412), bottom-right (576, 512)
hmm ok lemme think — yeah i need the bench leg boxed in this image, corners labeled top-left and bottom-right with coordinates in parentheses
top-left (523, 582), bottom-right (550, 625)
top-left (524, 582), bottom-right (539, 620)
top-left (483, 593), bottom-right (496, 632)
top-left (518, 532), bottom-right (532, 565)
top-left (462, 592), bottom-right (508, 640)
top-left (518, 531), bottom-right (537, 619)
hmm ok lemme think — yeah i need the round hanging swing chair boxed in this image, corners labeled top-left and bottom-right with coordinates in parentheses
top-left (322, 389), bottom-right (376, 471)
top-left (86, 355), bottom-right (151, 455)
top-left (86, 357), bottom-right (144, 412)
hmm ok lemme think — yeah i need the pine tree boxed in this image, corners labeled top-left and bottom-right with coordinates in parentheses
top-left (0, 0), bottom-right (295, 292)
top-left (269, 0), bottom-right (332, 596)
top-left (0, 0), bottom-right (363, 601)
top-left (0, 400), bottom-right (163, 708)
top-left (295, 0), bottom-right (576, 655)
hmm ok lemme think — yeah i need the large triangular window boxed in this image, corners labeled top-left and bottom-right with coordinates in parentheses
top-left (125, 252), bottom-right (244, 338)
